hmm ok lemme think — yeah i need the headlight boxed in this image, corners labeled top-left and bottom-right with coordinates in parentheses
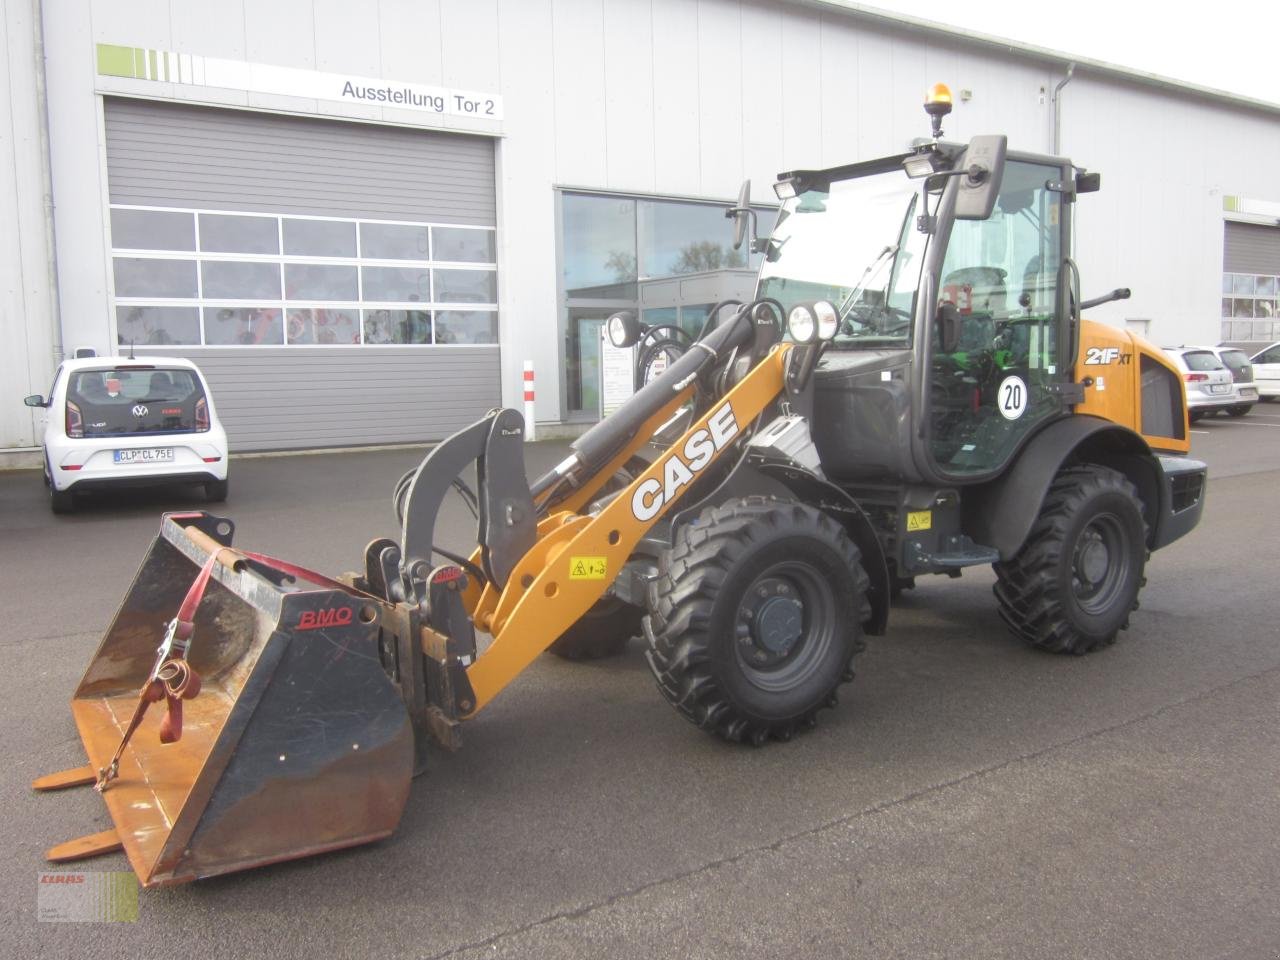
top-left (605, 310), bottom-right (641, 348)
top-left (813, 300), bottom-right (839, 341)
top-left (607, 314), bottom-right (628, 347)
top-left (787, 305), bottom-right (817, 343)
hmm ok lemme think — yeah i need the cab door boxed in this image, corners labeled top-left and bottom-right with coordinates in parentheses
top-left (925, 158), bottom-right (1070, 478)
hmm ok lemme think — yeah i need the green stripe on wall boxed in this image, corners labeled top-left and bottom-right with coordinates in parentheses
top-left (96, 43), bottom-right (139, 78)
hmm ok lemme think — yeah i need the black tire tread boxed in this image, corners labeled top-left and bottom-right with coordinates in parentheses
top-left (645, 496), bottom-right (870, 744)
top-left (992, 464), bottom-right (1146, 655)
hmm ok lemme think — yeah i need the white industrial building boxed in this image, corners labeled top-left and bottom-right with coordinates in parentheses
top-left (4, 0), bottom-right (1279, 459)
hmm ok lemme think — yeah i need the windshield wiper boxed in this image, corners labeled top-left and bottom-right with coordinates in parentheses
top-left (837, 243), bottom-right (899, 324)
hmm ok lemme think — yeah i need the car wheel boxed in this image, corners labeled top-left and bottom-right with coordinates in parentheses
top-left (1226, 404), bottom-right (1253, 417)
top-left (205, 478), bottom-right (229, 502)
top-left (645, 496), bottom-right (870, 745)
top-left (993, 464), bottom-right (1147, 655)
top-left (49, 485), bottom-right (75, 514)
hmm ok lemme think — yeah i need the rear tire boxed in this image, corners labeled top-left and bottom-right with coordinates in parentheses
top-left (545, 456), bottom-right (650, 661)
top-left (49, 486), bottom-right (75, 514)
top-left (645, 496), bottom-right (869, 745)
top-left (546, 599), bottom-right (643, 661)
top-left (205, 478), bottom-right (229, 502)
top-left (993, 464), bottom-right (1146, 655)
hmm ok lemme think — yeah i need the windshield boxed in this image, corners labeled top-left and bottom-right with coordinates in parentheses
top-left (757, 168), bottom-right (928, 349)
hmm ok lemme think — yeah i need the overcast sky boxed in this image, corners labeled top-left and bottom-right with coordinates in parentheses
top-left (860, 1), bottom-right (1279, 107)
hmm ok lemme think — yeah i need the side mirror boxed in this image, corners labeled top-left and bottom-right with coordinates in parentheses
top-left (24, 394), bottom-right (47, 408)
top-left (937, 302), bottom-right (963, 354)
top-left (954, 135), bottom-right (1007, 220)
top-left (729, 179), bottom-right (753, 251)
top-left (605, 310), bottom-right (643, 349)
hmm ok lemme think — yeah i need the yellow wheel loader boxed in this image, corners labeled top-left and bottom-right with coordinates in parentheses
top-left (36, 87), bottom-right (1206, 886)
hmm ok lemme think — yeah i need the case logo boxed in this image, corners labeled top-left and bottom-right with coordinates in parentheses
top-left (630, 402), bottom-right (740, 522)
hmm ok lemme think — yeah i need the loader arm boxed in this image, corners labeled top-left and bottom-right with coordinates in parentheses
top-left (464, 343), bottom-right (792, 713)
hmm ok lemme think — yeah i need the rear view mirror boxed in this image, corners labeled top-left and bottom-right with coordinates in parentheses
top-left (24, 394), bottom-right (46, 408)
top-left (954, 135), bottom-right (1007, 220)
top-left (937, 302), bottom-right (963, 354)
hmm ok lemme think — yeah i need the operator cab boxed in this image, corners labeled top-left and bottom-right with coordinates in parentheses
top-left (750, 84), bottom-right (1093, 488)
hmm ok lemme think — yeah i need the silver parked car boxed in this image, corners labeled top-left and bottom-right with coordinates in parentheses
top-left (1161, 347), bottom-right (1236, 421)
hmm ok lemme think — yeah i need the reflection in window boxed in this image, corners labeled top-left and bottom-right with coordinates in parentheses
top-left (203, 307), bottom-right (284, 345)
top-left (434, 269), bottom-right (496, 303)
top-left (435, 310), bottom-right (497, 344)
top-left (363, 309), bottom-right (433, 344)
top-left (111, 210), bottom-right (195, 251)
top-left (114, 258), bottom-right (198, 298)
top-left (284, 219), bottom-right (356, 257)
top-left (285, 264), bottom-right (358, 301)
top-left (562, 194), bottom-right (637, 299)
top-left (199, 214), bottom-right (279, 254)
top-left (638, 201), bottom-right (747, 277)
top-left (287, 308), bottom-right (360, 344)
top-left (433, 227), bottom-right (495, 263)
top-left (116, 306), bottom-right (201, 346)
top-left (202, 260), bottom-right (282, 299)
top-left (363, 266), bottom-right (431, 302)
top-left (361, 223), bottom-right (430, 260)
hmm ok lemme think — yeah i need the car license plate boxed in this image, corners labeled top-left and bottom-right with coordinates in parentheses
top-left (114, 447), bottom-right (175, 464)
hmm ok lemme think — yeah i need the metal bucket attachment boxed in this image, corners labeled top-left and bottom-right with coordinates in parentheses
top-left (40, 513), bottom-right (414, 887)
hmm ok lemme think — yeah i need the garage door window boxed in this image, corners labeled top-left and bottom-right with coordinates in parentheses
top-left (110, 206), bottom-right (498, 347)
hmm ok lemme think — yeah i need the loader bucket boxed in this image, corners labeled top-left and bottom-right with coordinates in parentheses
top-left (42, 513), bottom-right (414, 887)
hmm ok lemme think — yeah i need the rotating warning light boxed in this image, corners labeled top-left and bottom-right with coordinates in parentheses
top-left (924, 82), bottom-right (953, 138)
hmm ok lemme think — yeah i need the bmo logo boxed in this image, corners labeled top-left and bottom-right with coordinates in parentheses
top-left (297, 607), bottom-right (354, 630)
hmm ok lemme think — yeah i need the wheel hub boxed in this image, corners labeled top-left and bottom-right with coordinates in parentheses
top-left (1077, 533), bottom-right (1110, 585)
top-left (738, 578), bottom-right (806, 666)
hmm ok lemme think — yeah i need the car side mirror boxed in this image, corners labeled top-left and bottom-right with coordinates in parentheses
top-left (937, 302), bottom-right (963, 354)
top-left (24, 394), bottom-right (47, 408)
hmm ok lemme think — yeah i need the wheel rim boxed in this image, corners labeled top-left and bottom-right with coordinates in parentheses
top-left (733, 560), bottom-right (837, 692)
top-left (1070, 512), bottom-right (1131, 615)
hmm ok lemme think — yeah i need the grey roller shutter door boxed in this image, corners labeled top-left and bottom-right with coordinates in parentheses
top-left (104, 98), bottom-right (499, 451)
top-left (105, 98), bottom-right (495, 224)
top-left (1224, 221), bottom-right (1280, 275)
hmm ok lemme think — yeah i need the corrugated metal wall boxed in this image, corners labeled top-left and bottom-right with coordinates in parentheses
top-left (135, 345), bottom-right (500, 450)
top-left (104, 98), bottom-right (496, 224)
top-left (104, 99), bottom-right (500, 451)
top-left (1224, 221), bottom-right (1280, 274)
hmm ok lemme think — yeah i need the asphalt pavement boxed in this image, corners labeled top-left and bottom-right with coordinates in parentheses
top-left (2, 407), bottom-right (1279, 958)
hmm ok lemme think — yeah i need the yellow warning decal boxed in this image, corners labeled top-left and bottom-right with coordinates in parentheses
top-left (569, 557), bottom-right (608, 580)
top-left (906, 510), bottom-right (932, 532)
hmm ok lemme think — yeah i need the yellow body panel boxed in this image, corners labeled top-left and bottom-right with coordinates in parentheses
top-left (464, 344), bottom-right (793, 713)
top-left (1073, 318), bottom-right (1190, 454)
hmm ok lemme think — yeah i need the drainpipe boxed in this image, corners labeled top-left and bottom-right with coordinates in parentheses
top-left (33, 0), bottom-right (64, 364)
top-left (1051, 63), bottom-right (1075, 156)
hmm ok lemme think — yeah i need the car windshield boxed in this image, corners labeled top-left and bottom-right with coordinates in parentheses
top-left (67, 366), bottom-right (207, 436)
top-left (756, 168), bottom-right (928, 349)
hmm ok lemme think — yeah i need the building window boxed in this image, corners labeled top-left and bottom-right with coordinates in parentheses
top-left (110, 206), bottom-right (498, 347)
top-left (1221, 272), bottom-right (1279, 343)
top-left (559, 189), bottom-right (777, 416)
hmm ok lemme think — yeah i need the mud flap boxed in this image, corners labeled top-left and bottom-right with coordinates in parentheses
top-left (39, 513), bottom-right (414, 887)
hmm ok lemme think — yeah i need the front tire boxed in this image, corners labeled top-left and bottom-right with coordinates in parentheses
top-left (993, 464), bottom-right (1147, 655)
top-left (645, 496), bottom-right (869, 745)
